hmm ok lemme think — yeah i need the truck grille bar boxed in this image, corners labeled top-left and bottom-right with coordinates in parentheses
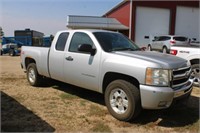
top-left (172, 66), bottom-right (191, 90)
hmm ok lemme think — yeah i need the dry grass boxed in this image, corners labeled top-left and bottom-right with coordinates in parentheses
top-left (59, 92), bottom-right (78, 100)
top-left (90, 121), bottom-right (112, 132)
top-left (88, 104), bottom-right (108, 117)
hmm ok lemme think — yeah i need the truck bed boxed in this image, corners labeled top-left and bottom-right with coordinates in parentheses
top-left (21, 46), bottom-right (50, 77)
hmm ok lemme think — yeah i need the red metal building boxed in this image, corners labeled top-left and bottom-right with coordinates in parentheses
top-left (104, 0), bottom-right (199, 46)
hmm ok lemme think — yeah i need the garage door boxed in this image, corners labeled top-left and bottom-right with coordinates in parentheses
top-left (175, 6), bottom-right (200, 41)
top-left (135, 7), bottom-right (170, 47)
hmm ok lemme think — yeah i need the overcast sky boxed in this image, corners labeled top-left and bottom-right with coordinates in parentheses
top-left (0, 0), bottom-right (122, 36)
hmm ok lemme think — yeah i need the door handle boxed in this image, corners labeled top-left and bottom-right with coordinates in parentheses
top-left (65, 56), bottom-right (73, 61)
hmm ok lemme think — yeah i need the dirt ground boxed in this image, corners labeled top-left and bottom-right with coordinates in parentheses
top-left (0, 56), bottom-right (199, 132)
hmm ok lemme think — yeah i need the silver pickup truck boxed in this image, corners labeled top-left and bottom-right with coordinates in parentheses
top-left (21, 29), bottom-right (193, 121)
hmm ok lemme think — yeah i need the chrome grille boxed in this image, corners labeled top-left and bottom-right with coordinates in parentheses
top-left (172, 66), bottom-right (191, 90)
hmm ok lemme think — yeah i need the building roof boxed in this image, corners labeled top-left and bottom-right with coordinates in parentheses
top-left (103, 1), bottom-right (127, 17)
top-left (66, 15), bottom-right (129, 30)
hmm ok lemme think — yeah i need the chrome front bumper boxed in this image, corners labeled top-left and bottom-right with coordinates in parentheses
top-left (140, 79), bottom-right (193, 109)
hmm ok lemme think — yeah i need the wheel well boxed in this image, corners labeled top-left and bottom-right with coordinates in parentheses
top-left (162, 46), bottom-right (170, 53)
top-left (148, 44), bottom-right (151, 49)
top-left (25, 58), bottom-right (36, 69)
top-left (163, 46), bottom-right (167, 49)
top-left (190, 59), bottom-right (200, 65)
top-left (102, 72), bottom-right (140, 94)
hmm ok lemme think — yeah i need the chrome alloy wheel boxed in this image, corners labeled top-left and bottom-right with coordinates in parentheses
top-left (191, 67), bottom-right (200, 87)
top-left (109, 88), bottom-right (129, 114)
top-left (28, 68), bottom-right (36, 83)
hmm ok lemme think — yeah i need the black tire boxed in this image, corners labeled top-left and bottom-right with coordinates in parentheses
top-left (0, 50), bottom-right (2, 55)
top-left (148, 45), bottom-right (152, 51)
top-left (27, 63), bottom-right (42, 86)
top-left (162, 46), bottom-right (168, 53)
top-left (9, 49), bottom-right (15, 56)
top-left (105, 80), bottom-right (141, 121)
top-left (191, 64), bottom-right (200, 87)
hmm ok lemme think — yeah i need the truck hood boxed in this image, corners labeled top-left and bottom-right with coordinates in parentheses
top-left (113, 51), bottom-right (188, 69)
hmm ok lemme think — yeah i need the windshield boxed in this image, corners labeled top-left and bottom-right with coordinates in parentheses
top-left (93, 32), bottom-right (140, 52)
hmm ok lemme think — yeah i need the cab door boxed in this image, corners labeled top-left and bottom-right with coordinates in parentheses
top-left (63, 32), bottom-right (101, 92)
top-left (49, 32), bottom-right (69, 82)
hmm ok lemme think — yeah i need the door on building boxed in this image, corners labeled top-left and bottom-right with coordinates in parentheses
top-left (135, 7), bottom-right (170, 47)
top-left (175, 6), bottom-right (200, 42)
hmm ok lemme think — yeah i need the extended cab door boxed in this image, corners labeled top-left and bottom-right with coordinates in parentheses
top-left (49, 32), bottom-right (69, 82)
top-left (63, 32), bottom-right (101, 92)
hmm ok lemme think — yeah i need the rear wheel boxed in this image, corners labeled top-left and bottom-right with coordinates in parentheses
top-left (162, 46), bottom-right (168, 53)
top-left (27, 63), bottom-right (42, 86)
top-left (9, 49), bottom-right (15, 56)
top-left (105, 80), bottom-right (141, 121)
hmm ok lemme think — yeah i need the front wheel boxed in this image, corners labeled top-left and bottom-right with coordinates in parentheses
top-left (147, 45), bottom-right (152, 51)
top-left (104, 80), bottom-right (141, 121)
top-left (27, 63), bottom-right (42, 86)
top-left (190, 64), bottom-right (200, 87)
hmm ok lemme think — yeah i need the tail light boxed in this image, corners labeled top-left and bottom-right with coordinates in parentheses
top-left (170, 40), bottom-right (176, 45)
top-left (170, 49), bottom-right (177, 55)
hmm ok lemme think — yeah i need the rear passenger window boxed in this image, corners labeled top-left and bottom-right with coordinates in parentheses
top-left (173, 37), bottom-right (187, 41)
top-left (69, 32), bottom-right (94, 52)
top-left (159, 36), bottom-right (171, 41)
top-left (55, 32), bottom-right (69, 51)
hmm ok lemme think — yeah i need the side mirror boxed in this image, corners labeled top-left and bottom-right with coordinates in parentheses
top-left (78, 44), bottom-right (96, 56)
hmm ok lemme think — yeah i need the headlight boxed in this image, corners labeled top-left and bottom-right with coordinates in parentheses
top-left (145, 68), bottom-right (171, 86)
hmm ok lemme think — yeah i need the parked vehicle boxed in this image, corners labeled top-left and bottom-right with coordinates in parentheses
top-left (21, 29), bottom-right (193, 121)
top-left (0, 43), bottom-right (2, 55)
top-left (1, 36), bottom-right (28, 56)
top-left (170, 44), bottom-right (200, 87)
top-left (1, 35), bottom-right (53, 56)
top-left (148, 35), bottom-right (188, 53)
top-left (1, 43), bottom-right (21, 56)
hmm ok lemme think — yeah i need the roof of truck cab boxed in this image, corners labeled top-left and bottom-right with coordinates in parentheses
top-left (58, 29), bottom-right (117, 33)
top-left (154, 35), bottom-right (188, 38)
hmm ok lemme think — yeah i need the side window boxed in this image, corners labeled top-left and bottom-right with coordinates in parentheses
top-left (55, 32), bottom-right (69, 51)
top-left (164, 36), bottom-right (171, 41)
top-left (158, 36), bottom-right (164, 41)
top-left (158, 36), bottom-right (169, 41)
top-left (154, 36), bottom-right (160, 41)
top-left (173, 37), bottom-right (188, 41)
top-left (69, 32), bottom-right (94, 52)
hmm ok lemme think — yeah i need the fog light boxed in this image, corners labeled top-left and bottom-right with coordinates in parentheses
top-left (158, 101), bottom-right (167, 107)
